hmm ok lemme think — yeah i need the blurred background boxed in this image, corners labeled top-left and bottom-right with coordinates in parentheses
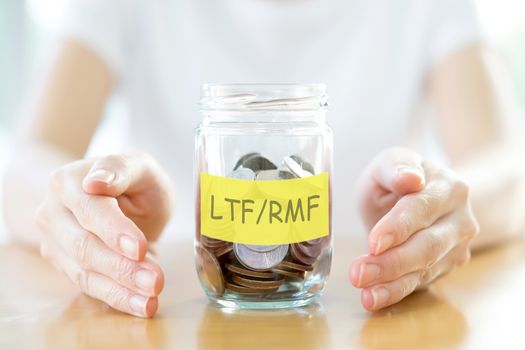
top-left (1, 0), bottom-right (525, 242)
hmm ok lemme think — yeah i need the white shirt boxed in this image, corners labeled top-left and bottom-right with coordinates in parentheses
top-left (58, 0), bottom-right (481, 240)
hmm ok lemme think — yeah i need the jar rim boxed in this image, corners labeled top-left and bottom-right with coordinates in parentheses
top-left (200, 83), bottom-right (328, 112)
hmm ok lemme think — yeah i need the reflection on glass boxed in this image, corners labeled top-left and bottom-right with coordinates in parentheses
top-left (198, 303), bottom-right (331, 350)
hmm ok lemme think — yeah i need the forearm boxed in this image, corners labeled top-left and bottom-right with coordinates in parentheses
top-left (2, 143), bottom-right (75, 249)
top-left (455, 143), bottom-right (525, 251)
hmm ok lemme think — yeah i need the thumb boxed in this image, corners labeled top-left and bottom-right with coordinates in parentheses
top-left (82, 153), bottom-right (156, 197)
top-left (373, 147), bottom-right (426, 196)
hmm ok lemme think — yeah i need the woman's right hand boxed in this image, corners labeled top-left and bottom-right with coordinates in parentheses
top-left (35, 152), bottom-right (174, 318)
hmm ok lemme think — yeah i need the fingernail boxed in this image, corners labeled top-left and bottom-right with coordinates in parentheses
top-left (371, 287), bottom-right (390, 309)
top-left (85, 169), bottom-right (115, 184)
top-left (119, 235), bottom-right (139, 259)
top-left (129, 294), bottom-right (147, 316)
top-left (396, 165), bottom-right (425, 186)
top-left (375, 234), bottom-right (394, 255)
top-left (136, 269), bottom-right (157, 293)
top-left (358, 263), bottom-right (381, 286)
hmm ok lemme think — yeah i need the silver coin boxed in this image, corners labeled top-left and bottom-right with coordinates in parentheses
top-left (233, 152), bottom-right (260, 170)
top-left (283, 156), bottom-right (313, 178)
top-left (277, 169), bottom-right (297, 180)
top-left (245, 244), bottom-right (279, 253)
top-left (241, 155), bottom-right (277, 172)
top-left (289, 154), bottom-right (315, 175)
top-left (256, 170), bottom-right (281, 181)
top-left (234, 243), bottom-right (289, 270)
top-left (228, 168), bottom-right (256, 180)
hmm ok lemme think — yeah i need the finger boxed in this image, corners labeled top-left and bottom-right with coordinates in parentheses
top-left (360, 242), bottom-right (472, 311)
top-left (357, 184), bottom-right (399, 231)
top-left (350, 213), bottom-right (466, 288)
top-left (369, 170), bottom-right (463, 255)
top-left (56, 250), bottom-right (157, 317)
top-left (370, 147), bottom-right (426, 197)
top-left (82, 153), bottom-right (164, 197)
top-left (55, 169), bottom-right (148, 260)
top-left (357, 147), bottom-right (425, 230)
top-left (49, 203), bottom-right (164, 296)
top-left (360, 271), bottom-right (421, 311)
top-left (416, 241), bottom-right (471, 290)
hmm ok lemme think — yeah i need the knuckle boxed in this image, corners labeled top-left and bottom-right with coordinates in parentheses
top-left (457, 249), bottom-right (472, 266)
top-left (100, 154), bottom-right (128, 172)
top-left (105, 283), bottom-right (128, 307)
top-left (386, 250), bottom-right (403, 278)
top-left (396, 211), bottom-right (412, 240)
top-left (453, 179), bottom-right (470, 203)
top-left (424, 232), bottom-right (446, 266)
top-left (401, 276), bottom-right (417, 297)
top-left (417, 269), bottom-right (431, 287)
top-left (34, 204), bottom-right (50, 232)
top-left (72, 233), bottom-right (91, 267)
top-left (75, 269), bottom-right (90, 293)
top-left (78, 195), bottom-right (94, 216)
top-left (114, 257), bottom-right (136, 284)
top-left (77, 195), bottom-right (102, 223)
top-left (464, 215), bottom-right (480, 239)
top-left (414, 194), bottom-right (437, 227)
top-left (39, 241), bottom-right (51, 260)
top-left (415, 193), bottom-right (431, 211)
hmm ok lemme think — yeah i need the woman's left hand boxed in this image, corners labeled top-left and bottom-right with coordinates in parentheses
top-left (351, 147), bottom-right (479, 311)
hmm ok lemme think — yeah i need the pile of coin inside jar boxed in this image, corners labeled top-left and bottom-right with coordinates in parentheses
top-left (196, 153), bottom-right (330, 297)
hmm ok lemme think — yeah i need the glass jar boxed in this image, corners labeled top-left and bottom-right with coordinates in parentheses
top-left (194, 84), bottom-right (333, 309)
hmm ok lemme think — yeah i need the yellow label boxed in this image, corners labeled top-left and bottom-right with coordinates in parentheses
top-left (200, 172), bottom-right (329, 244)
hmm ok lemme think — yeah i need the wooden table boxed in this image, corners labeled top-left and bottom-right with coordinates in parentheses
top-left (1, 236), bottom-right (525, 350)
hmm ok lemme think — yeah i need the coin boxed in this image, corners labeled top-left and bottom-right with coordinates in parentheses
top-left (290, 154), bottom-right (315, 174)
top-left (290, 244), bottom-right (318, 265)
top-left (255, 168), bottom-right (296, 181)
top-left (239, 155), bottom-right (277, 172)
top-left (231, 275), bottom-right (284, 289)
top-left (255, 169), bottom-right (281, 181)
top-left (196, 246), bottom-right (224, 296)
top-left (272, 267), bottom-right (305, 281)
top-left (303, 238), bottom-right (323, 246)
top-left (234, 243), bottom-right (288, 270)
top-left (233, 152), bottom-right (260, 170)
top-left (228, 167), bottom-right (256, 180)
top-left (225, 282), bottom-right (279, 295)
top-left (225, 263), bottom-right (275, 279)
top-left (278, 260), bottom-right (314, 272)
top-left (277, 169), bottom-right (297, 180)
top-left (201, 236), bottom-right (228, 248)
top-left (212, 244), bottom-right (233, 258)
top-left (296, 241), bottom-right (323, 258)
top-left (283, 156), bottom-right (313, 178)
top-left (245, 244), bottom-right (279, 253)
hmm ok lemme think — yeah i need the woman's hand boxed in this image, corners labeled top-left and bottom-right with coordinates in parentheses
top-left (351, 147), bottom-right (479, 311)
top-left (35, 152), bottom-right (174, 318)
